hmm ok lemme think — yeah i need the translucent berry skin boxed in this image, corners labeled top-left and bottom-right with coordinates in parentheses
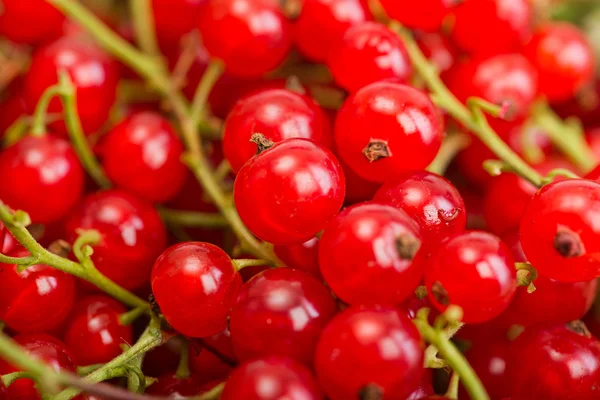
top-left (234, 138), bottom-right (346, 246)
top-left (315, 306), bottom-right (424, 400)
top-left (200, 0), bottom-right (292, 78)
top-left (319, 203), bottom-right (424, 306)
top-left (294, 0), bottom-right (372, 63)
top-left (0, 135), bottom-right (84, 224)
top-left (374, 171), bottom-right (466, 254)
top-left (65, 190), bottom-right (167, 291)
top-left (524, 23), bottom-right (596, 103)
top-left (509, 324), bottom-right (600, 399)
top-left (274, 237), bottom-right (322, 278)
top-left (0, 249), bottom-right (75, 334)
top-left (151, 0), bottom-right (207, 46)
top-left (335, 82), bottom-right (443, 183)
top-left (24, 37), bottom-right (120, 135)
top-left (63, 295), bottom-right (132, 366)
top-left (223, 89), bottom-right (332, 172)
top-left (520, 179), bottom-right (600, 282)
top-left (328, 22), bottom-right (412, 92)
top-left (379, 0), bottom-right (452, 32)
top-left (230, 268), bottom-right (337, 365)
top-left (146, 373), bottom-right (208, 396)
top-left (449, 0), bottom-right (532, 55)
top-left (425, 231), bottom-right (517, 323)
top-left (151, 242), bottom-right (242, 338)
top-left (0, 0), bottom-right (64, 45)
top-left (100, 112), bottom-right (187, 203)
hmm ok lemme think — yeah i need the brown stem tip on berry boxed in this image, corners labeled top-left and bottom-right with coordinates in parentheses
top-left (438, 208), bottom-right (460, 222)
top-left (250, 133), bottom-right (275, 154)
top-left (432, 281), bottom-right (450, 306)
top-left (359, 383), bottom-right (384, 400)
top-left (362, 140), bottom-right (390, 163)
top-left (554, 226), bottom-right (584, 258)
top-left (395, 234), bottom-right (421, 260)
top-left (566, 320), bottom-right (592, 338)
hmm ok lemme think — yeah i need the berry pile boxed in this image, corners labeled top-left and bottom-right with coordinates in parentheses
top-left (0, 0), bottom-right (599, 399)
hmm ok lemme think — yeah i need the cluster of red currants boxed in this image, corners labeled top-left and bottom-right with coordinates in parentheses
top-left (0, 0), bottom-right (599, 399)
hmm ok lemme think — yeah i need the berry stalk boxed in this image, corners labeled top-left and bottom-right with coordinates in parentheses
top-left (130, 0), bottom-right (161, 59)
top-left (30, 83), bottom-right (64, 135)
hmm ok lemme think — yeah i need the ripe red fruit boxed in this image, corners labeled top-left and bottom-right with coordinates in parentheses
top-left (319, 203), bottom-right (424, 306)
top-left (328, 22), bottom-right (412, 92)
top-left (0, 135), bottom-right (84, 224)
top-left (230, 268), bottom-right (337, 365)
top-left (200, 0), bottom-right (292, 78)
top-left (417, 33), bottom-right (457, 77)
top-left (464, 335), bottom-right (511, 400)
top-left (520, 179), bottom-right (600, 282)
top-left (234, 138), bottom-right (345, 245)
top-left (315, 306), bottom-right (424, 400)
top-left (338, 156), bottom-right (382, 204)
top-left (274, 237), bottom-right (322, 278)
top-left (24, 37), bottom-right (120, 135)
top-left (524, 23), bottom-right (596, 103)
top-left (425, 231), bottom-right (517, 323)
top-left (374, 171), bottom-right (466, 253)
top-left (294, 0), bottom-right (372, 63)
top-left (189, 331), bottom-right (235, 381)
top-left (100, 112), bottom-right (187, 203)
top-left (64, 190), bottom-right (167, 291)
top-left (379, 0), bottom-right (452, 32)
top-left (151, 242), bottom-right (242, 338)
top-left (151, 0), bottom-right (207, 46)
top-left (146, 373), bottom-right (208, 396)
top-left (222, 89), bottom-right (332, 172)
top-left (0, 0), bottom-right (64, 45)
top-left (63, 295), bottom-right (133, 366)
top-left (449, 0), bottom-right (532, 55)
top-left (335, 81), bottom-right (443, 183)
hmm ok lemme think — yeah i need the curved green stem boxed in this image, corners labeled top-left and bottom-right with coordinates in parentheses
top-left (446, 371), bottom-right (460, 399)
top-left (232, 258), bottom-right (271, 271)
top-left (175, 340), bottom-right (190, 379)
top-left (120, 307), bottom-right (149, 326)
top-left (190, 60), bottom-right (225, 125)
top-left (130, 0), bottom-right (160, 58)
top-left (1, 371), bottom-right (36, 388)
top-left (159, 208), bottom-right (228, 228)
top-left (3, 116), bottom-right (29, 147)
top-left (427, 131), bottom-right (470, 175)
top-left (31, 84), bottom-right (65, 136)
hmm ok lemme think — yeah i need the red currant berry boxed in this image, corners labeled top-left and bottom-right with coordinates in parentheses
top-left (0, 248), bottom-right (75, 334)
top-left (146, 373), bottom-right (207, 396)
top-left (335, 82), bottom-right (444, 183)
top-left (425, 231), bottom-right (517, 323)
top-left (189, 332), bottom-right (235, 381)
top-left (374, 171), bottom-right (466, 253)
top-left (24, 37), bottom-right (120, 135)
top-left (520, 179), bottom-right (600, 282)
top-left (200, 0), bottom-right (292, 78)
top-left (463, 335), bottom-right (511, 400)
top-left (151, 242), bottom-right (242, 338)
top-left (234, 137), bottom-right (345, 245)
top-left (0, 80), bottom-right (27, 136)
top-left (328, 22), bottom-right (412, 92)
top-left (230, 268), bottom-right (337, 365)
top-left (64, 190), bottom-right (167, 291)
top-left (63, 295), bottom-right (133, 366)
top-left (294, 0), bottom-right (372, 63)
top-left (406, 372), bottom-right (435, 400)
top-left (338, 155), bottom-right (382, 204)
top-left (274, 237), bottom-right (322, 278)
top-left (449, 0), bottom-right (532, 55)
top-left (315, 306), bottom-right (424, 400)
top-left (417, 33), bottom-right (457, 77)
top-left (524, 23), bottom-right (596, 103)
top-left (221, 357), bottom-right (323, 400)
top-left (0, 0), bottom-right (64, 45)
top-left (223, 89), bottom-right (332, 172)
top-left (0, 135), bottom-right (84, 224)
top-left (151, 0), bottom-right (207, 47)
top-left (100, 112), bottom-right (187, 203)
top-left (379, 0), bottom-right (452, 32)
top-left (319, 203), bottom-right (424, 305)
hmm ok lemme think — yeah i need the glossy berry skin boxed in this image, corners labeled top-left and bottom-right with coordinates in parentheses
top-left (234, 138), bottom-right (345, 245)
top-left (64, 190), bottom-right (167, 291)
top-left (147, 373), bottom-right (208, 396)
top-left (294, 0), bottom-right (372, 63)
top-left (335, 82), bottom-right (443, 183)
top-left (221, 357), bottom-right (322, 400)
top-left (0, 334), bottom-right (76, 400)
top-left (200, 0), bottom-right (291, 78)
top-left (379, 0), bottom-right (452, 32)
top-left (230, 268), bottom-right (337, 365)
top-left (328, 22), bottom-right (412, 92)
top-left (100, 112), bottom-right (187, 203)
top-left (24, 37), bottom-right (120, 135)
top-left (464, 336), bottom-right (511, 400)
top-left (274, 237), bottom-right (322, 278)
top-left (151, 0), bottom-right (207, 46)
top-left (319, 203), bottom-right (424, 306)
top-left (450, 0), bottom-right (532, 55)
top-left (223, 89), bottom-right (332, 172)
top-left (524, 23), bottom-right (595, 103)
top-left (425, 231), bottom-right (516, 323)
top-left (63, 295), bottom-right (133, 366)
top-left (520, 179), bottom-right (600, 282)
top-left (315, 306), bottom-right (424, 400)
top-left (151, 242), bottom-right (242, 338)
top-left (374, 171), bottom-right (466, 254)
top-left (0, 248), bottom-right (75, 334)
top-left (0, 135), bottom-right (84, 224)
top-left (509, 324), bottom-right (600, 399)
top-left (0, 0), bottom-right (64, 45)
top-left (417, 33), bottom-right (457, 76)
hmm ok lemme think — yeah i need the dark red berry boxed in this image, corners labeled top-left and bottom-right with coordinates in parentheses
top-left (274, 237), bottom-right (322, 278)
top-left (146, 373), bottom-right (208, 396)
top-left (417, 33), bottom-right (457, 77)
top-left (151, 0), bottom-right (207, 47)
top-left (0, 0), bottom-right (64, 45)
top-left (338, 156), bottom-right (382, 204)
top-left (379, 0), bottom-right (453, 32)
top-left (189, 331), bottom-right (235, 381)
top-left (463, 335), bottom-right (511, 400)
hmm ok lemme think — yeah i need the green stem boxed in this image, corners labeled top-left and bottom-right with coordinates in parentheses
top-left (159, 208), bottom-right (228, 228)
top-left (129, 0), bottom-right (160, 58)
top-left (120, 307), bottom-right (148, 326)
top-left (3, 116), bottom-right (29, 147)
top-left (190, 60), bottom-right (225, 125)
top-left (1, 371), bottom-right (36, 388)
top-left (232, 258), bottom-right (271, 271)
top-left (175, 340), bottom-right (190, 379)
top-left (31, 84), bottom-right (65, 135)
top-left (427, 132), bottom-right (470, 175)
top-left (446, 371), bottom-right (460, 400)
top-left (76, 364), bottom-right (103, 376)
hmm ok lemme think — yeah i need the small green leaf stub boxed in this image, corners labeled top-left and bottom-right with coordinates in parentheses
top-left (395, 234), bottom-right (421, 260)
top-left (362, 140), bottom-right (390, 163)
top-left (432, 281), bottom-right (450, 306)
top-left (554, 226), bottom-right (584, 258)
top-left (359, 383), bottom-right (384, 400)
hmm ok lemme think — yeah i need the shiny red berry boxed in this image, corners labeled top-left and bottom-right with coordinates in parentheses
top-left (274, 237), bottom-right (322, 278)
top-left (425, 231), bottom-right (517, 323)
top-left (151, 0), bottom-right (207, 46)
top-left (146, 373), bottom-right (208, 396)
top-left (234, 137), bottom-right (345, 245)
top-left (417, 33), bottom-right (457, 77)
top-left (151, 242), bottom-right (242, 338)
top-left (100, 112), bottom-right (187, 203)
top-left (379, 0), bottom-right (452, 32)
top-left (335, 82), bottom-right (444, 183)
top-left (64, 190), bottom-right (167, 291)
top-left (464, 335), bottom-right (511, 400)
top-left (223, 89), bottom-right (333, 172)
top-left (0, 0), bottom-right (64, 45)
top-left (189, 331), bottom-right (235, 381)
top-left (0, 135), bottom-right (84, 224)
